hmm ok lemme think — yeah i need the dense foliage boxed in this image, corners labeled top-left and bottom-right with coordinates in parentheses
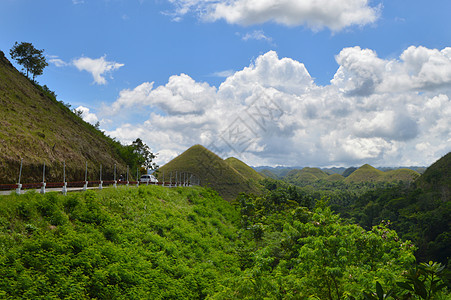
top-left (0, 187), bottom-right (240, 299)
top-left (9, 42), bottom-right (48, 81)
top-left (1, 184), bottom-right (448, 299)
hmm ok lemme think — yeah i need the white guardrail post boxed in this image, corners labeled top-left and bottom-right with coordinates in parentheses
top-left (62, 161), bottom-right (67, 196)
top-left (40, 161), bottom-right (46, 194)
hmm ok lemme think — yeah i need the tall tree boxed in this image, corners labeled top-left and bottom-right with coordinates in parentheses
top-left (10, 42), bottom-right (48, 81)
top-left (132, 138), bottom-right (158, 171)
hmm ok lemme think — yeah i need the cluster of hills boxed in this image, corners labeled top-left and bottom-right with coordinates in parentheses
top-left (156, 145), bottom-right (263, 200)
top-left (257, 163), bottom-right (421, 186)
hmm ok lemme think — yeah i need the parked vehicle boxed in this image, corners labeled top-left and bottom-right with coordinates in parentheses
top-left (140, 174), bottom-right (158, 183)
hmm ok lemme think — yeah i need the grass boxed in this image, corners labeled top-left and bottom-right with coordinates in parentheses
top-left (344, 164), bottom-right (385, 183)
top-left (224, 157), bottom-right (264, 181)
top-left (0, 50), bottom-right (130, 184)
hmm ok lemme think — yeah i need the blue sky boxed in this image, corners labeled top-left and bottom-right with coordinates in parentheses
top-left (1, 0), bottom-right (450, 167)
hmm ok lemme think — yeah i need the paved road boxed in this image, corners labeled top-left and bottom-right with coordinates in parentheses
top-left (0, 183), bottom-right (188, 196)
top-left (0, 186), bottom-right (107, 196)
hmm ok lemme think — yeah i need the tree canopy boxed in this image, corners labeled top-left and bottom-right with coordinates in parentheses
top-left (10, 42), bottom-right (48, 81)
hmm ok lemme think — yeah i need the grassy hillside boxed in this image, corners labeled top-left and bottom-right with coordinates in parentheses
top-left (415, 152), bottom-right (450, 198)
top-left (284, 167), bottom-right (329, 185)
top-left (157, 145), bottom-right (261, 200)
top-left (344, 164), bottom-right (385, 183)
top-left (0, 50), bottom-right (129, 184)
top-left (224, 157), bottom-right (264, 181)
top-left (344, 165), bottom-right (420, 184)
top-left (384, 168), bottom-right (420, 182)
top-left (325, 173), bottom-right (345, 181)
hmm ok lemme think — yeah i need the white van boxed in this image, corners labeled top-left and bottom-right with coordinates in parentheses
top-left (139, 174), bottom-right (158, 183)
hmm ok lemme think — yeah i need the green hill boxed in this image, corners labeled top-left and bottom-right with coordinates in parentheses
top-left (325, 173), bottom-right (345, 181)
top-left (259, 169), bottom-right (278, 179)
top-left (342, 167), bottom-right (358, 178)
top-left (415, 152), bottom-right (450, 201)
top-left (284, 167), bottom-right (329, 185)
top-left (384, 168), bottom-right (420, 182)
top-left (344, 164), bottom-right (385, 183)
top-left (338, 152), bottom-right (451, 267)
top-left (0, 50), bottom-right (130, 184)
top-left (224, 157), bottom-right (264, 181)
top-left (415, 152), bottom-right (450, 189)
top-left (344, 164), bottom-right (421, 184)
top-left (157, 145), bottom-right (261, 200)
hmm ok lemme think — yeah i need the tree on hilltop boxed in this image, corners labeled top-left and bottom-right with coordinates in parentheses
top-left (10, 42), bottom-right (48, 81)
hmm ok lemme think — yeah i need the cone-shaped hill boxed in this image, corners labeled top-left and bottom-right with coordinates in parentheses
top-left (415, 152), bottom-right (450, 200)
top-left (344, 164), bottom-right (385, 183)
top-left (225, 157), bottom-right (264, 181)
top-left (384, 168), bottom-right (420, 182)
top-left (0, 50), bottom-right (129, 184)
top-left (284, 167), bottom-right (329, 185)
top-left (344, 164), bottom-right (420, 183)
top-left (325, 173), bottom-right (345, 181)
top-left (157, 145), bottom-right (262, 200)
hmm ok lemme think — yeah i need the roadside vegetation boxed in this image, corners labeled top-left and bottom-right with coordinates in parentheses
top-left (0, 182), bottom-right (448, 299)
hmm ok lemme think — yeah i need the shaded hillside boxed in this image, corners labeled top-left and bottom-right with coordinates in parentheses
top-left (258, 169), bottom-right (278, 179)
top-left (225, 157), bottom-right (264, 181)
top-left (157, 145), bottom-right (261, 200)
top-left (384, 168), bottom-right (420, 182)
top-left (0, 50), bottom-right (129, 184)
top-left (342, 167), bottom-right (358, 178)
top-left (415, 152), bottom-right (450, 201)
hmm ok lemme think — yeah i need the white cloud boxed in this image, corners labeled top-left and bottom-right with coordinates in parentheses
top-left (211, 69), bottom-right (235, 78)
top-left (102, 47), bottom-right (451, 167)
top-left (73, 56), bottom-right (124, 85)
top-left (48, 55), bottom-right (69, 67)
top-left (75, 105), bottom-right (99, 125)
top-left (241, 30), bottom-right (273, 43)
top-left (332, 46), bottom-right (451, 94)
top-left (167, 0), bottom-right (381, 31)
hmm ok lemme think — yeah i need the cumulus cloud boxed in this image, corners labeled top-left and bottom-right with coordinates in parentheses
top-left (101, 47), bottom-right (451, 167)
top-left (167, 0), bottom-right (381, 31)
top-left (73, 56), bottom-right (124, 85)
top-left (332, 46), bottom-right (451, 94)
top-left (75, 105), bottom-right (99, 125)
